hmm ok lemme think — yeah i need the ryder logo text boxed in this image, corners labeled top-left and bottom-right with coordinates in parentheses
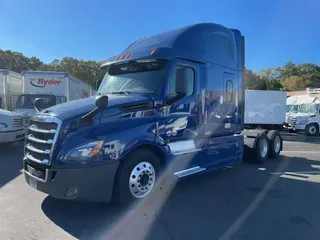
top-left (30, 78), bottom-right (62, 88)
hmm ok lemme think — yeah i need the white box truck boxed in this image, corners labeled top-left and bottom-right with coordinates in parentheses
top-left (0, 109), bottom-right (25, 149)
top-left (244, 90), bottom-right (287, 129)
top-left (0, 70), bottom-right (27, 145)
top-left (15, 71), bottom-right (95, 125)
top-left (0, 69), bottom-right (23, 110)
top-left (285, 88), bottom-right (320, 136)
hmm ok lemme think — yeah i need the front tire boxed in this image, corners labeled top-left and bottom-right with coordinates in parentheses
top-left (113, 149), bottom-right (161, 206)
top-left (305, 123), bottom-right (319, 136)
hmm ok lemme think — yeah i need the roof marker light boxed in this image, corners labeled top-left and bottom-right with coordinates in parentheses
top-left (126, 53), bottom-right (131, 59)
top-left (150, 49), bottom-right (156, 55)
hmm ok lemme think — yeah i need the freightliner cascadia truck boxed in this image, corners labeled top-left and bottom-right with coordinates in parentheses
top-left (23, 23), bottom-right (282, 204)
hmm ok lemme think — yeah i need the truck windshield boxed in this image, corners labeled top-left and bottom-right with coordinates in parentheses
top-left (298, 104), bottom-right (317, 114)
top-left (98, 60), bottom-right (167, 94)
top-left (286, 104), bottom-right (298, 113)
top-left (16, 94), bottom-right (56, 109)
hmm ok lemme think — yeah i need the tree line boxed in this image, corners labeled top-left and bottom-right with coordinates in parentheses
top-left (0, 49), bottom-right (105, 88)
top-left (245, 61), bottom-right (320, 91)
top-left (1, 49), bottom-right (319, 91)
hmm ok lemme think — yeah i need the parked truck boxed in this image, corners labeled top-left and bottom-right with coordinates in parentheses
top-left (0, 70), bottom-right (27, 146)
top-left (23, 23), bottom-right (283, 204)
top-left (285, 88), bottom-right (320, 136)
top-left (244, 90), bottom-right (286, 130)
top-left (0, 69), bottom-right (23, 110)
top-left (0, 109), bottom-right (25, 149)
top-left (15, 71), bottom-right (95, 127)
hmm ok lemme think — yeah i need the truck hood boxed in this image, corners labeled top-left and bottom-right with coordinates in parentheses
top-left (0, 109), bottom-right (23, 117)
top-left (290, 113), bottom-right (316, 118)
top-left (41, 94), bottom-right (153, 120)
top-left (15, 108), bottom-right (37, 117)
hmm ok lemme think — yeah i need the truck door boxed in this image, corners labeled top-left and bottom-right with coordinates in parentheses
top-left (157, 59), bottom-right (204, 175)
top-left (199, 69), bottom-right (241, 170)
top-left (223, 73), bottom-right (237, 133)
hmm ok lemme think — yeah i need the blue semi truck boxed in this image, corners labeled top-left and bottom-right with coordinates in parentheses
top-left (23, 23), bottom-right (282, 204)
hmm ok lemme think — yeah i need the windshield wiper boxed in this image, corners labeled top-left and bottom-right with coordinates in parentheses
top-left (110, 91), bottom-right (131, 94)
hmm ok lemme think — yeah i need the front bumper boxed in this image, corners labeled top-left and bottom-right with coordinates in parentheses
top-left (24, 160), bottom-right (120, 202)
top-left (283, 123), bottom-right (305, 131)
top-left (0, 129), bottom-right (25, 143)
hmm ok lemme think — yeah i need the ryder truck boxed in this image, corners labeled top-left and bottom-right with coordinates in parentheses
top-left (23, 23), bottom-right (282, 204)
top-left (15, 71), bottom-right (94, 127)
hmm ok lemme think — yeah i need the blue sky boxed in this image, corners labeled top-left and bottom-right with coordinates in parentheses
top-left (0, 0), bottom-right (319, 71)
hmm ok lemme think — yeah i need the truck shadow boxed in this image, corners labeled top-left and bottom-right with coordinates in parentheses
top-left (0, 141), bottom-right (24, 188)
top-left (280, 131), bottom-right (320, 143)
top-left (41, 154), bottom-right (320, 240)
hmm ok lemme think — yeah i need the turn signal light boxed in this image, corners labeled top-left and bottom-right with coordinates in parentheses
top-left (89, 141), bottom-right (104, 158)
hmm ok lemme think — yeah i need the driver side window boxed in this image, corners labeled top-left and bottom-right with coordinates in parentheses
top-left (169, 66), bottom-right (194, 97)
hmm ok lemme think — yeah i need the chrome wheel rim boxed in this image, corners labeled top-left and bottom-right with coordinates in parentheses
top-left (129, 161), bottom-right (155, 198)
top-left (260, 139), bottom-right (268, 158)
top-left (274, 136), bottom-right (281, 153)
top-left (309, 126), bottom-right (317, 135)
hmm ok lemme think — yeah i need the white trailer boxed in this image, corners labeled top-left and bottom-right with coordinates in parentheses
top-left (285, 88), bottom-right (320, 136)
top-left (79, 81), bottom-right (93, 98)
top-left (0, 69), bottom-right (23, 110)
top-left (15, 71), bottom-right (95, 123)
top-left (244, 90), bottom-right (287, 129)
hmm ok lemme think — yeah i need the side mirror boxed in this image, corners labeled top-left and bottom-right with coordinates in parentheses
top-left (34, 98), bottom-right (45, 112)
top-left (81, 95), bottom-right (108, 123)
top-left (95, 95), bottom-right (108, 109)
top-left (96, 80), bottom-right (102, 91)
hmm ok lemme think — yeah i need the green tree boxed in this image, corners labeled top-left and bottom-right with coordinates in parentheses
top-left (282, 76), bottom-right (312, 91)
top-left (0, 49), bottom-right (44, 72)
top-left (281, 61), bottom-right (299, 79)
top-left (296, 63), bottom-right (320, 88)
top-left (245, 68), bottom-right (267, 90)
top-left (267, 79), bottom-right (283, 90)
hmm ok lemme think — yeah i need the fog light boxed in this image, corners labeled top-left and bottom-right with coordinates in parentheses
top-left (65, 186), bottom-right (78, 197)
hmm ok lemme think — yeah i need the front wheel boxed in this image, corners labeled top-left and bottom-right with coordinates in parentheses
top-left (113, 149), bottom-right (161, 206)
top-left (305, 123), bottom-right (319, 136)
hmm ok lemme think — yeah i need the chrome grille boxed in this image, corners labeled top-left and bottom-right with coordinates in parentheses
top-left (24, 116), bottom-right (61, 165)
top-left (287, 116), bottom-right (297, 126)
top-left (24, 116), bottom-right (31, 126)
top-left (12, 117), bottom-right (24, 129)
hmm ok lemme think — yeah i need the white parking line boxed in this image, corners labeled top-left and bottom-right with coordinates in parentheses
top-left (270, 171), bottom-right (320, 175)
top-left (281, 151), bottom-right (320, 153)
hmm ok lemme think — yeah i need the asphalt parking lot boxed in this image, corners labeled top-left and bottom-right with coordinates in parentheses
top-left (0, 132), bottom-right (320, 240)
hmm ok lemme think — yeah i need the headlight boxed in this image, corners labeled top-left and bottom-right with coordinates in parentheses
top-left (63, 140), bottom-right (104, 164)
top-left (0, 123), bottom-right (8, 129)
